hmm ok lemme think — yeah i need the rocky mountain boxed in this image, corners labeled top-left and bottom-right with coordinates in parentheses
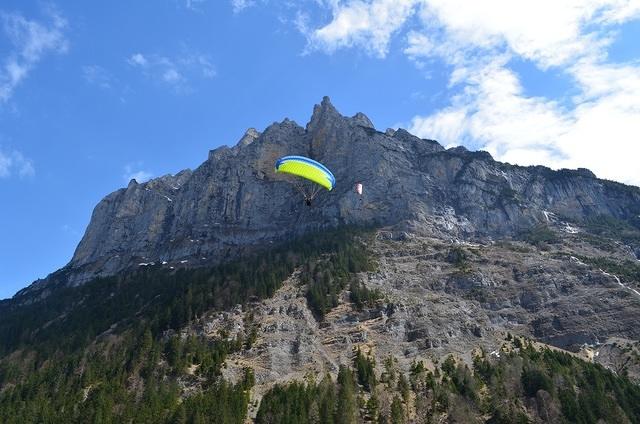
top-left (23, 96), bottom-right (640, 293)
top-left (2, 97), bottom-right (640, 423)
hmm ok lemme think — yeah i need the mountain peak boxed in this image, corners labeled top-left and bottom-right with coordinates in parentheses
top-left (351, 112), bottom-right (374, 129)
top-left (306, 96), bottom-right (341, 132)
top-left (307, 96), bottom-right (374, 131)
top-left (320, 95), bottom-right (333, 107)
top-left (237, 127), bottom-right (261, 147)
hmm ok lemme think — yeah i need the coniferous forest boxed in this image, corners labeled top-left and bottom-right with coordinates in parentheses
top-left (257, 339), bottom-right (640, 424)
top-left (0, 228), bottom-right (639, 423)
top-left (0, 229), bottom-right (371, 422)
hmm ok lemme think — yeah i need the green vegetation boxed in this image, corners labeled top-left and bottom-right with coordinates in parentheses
top-left (390, 395), bottom-right (405, 423)
top-left (577, 255), bottom-right (640, 286)
top-left (255, 376), bottom-right (336, 424)
top-left (444, 246), bottom-right (475, 275)
top-left (578, 214), bottom-right (640, 252)
top-left (445, 246), bottom-right (468, 267)
top-left (255, 364), bottom-right (361, 424)
top-left (349, 280), bottom-right (383, 310)
top-left (301, 235), bottom-right (374, 320)
top-left (3, 224), bottom-right (639, 423)
top-left (354, 348), bottom-right (376, 391)
top-left (495, 240), bottom-right (532, 254)
top-left (0, 228), bottom-right (372, 423)
top-left (0, 331), bottom-right (254, 423)
top-left (584, 214), bottom-right (640, 241)
top-left (0, 228), bottom-right (373, 355)
top-left (257, 340), bottom-right (640, 423)
top-left (520, 224), bottom-right (559, 246)
top-left (498, 186), bottom-right (519, 204)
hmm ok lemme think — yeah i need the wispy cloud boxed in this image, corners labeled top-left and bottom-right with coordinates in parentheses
top-left (123, 163), bottom-right (152, 183)
top-left (127, 51), bottom-right (216, 93)
top-left (231, 0), bottom-right (255, 13)
top-left (0, 148), bottom-right (35, 179)
top-left (296, 0), bottom-right (640, 186)
top-left (0, 7), bottom-right (69, 103)
top-left (82, 65), bottom-right (113, 89)
top-left (185, 0), bottom-right (207, 11)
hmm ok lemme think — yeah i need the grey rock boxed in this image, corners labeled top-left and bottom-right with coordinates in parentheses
top-left (20, 96), bottom-right (640, 292)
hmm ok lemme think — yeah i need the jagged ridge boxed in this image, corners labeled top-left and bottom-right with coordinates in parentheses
top-left (21, 97), bottom-right (640, 293)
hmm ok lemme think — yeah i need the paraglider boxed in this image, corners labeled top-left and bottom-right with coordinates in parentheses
top-left (355, 182), bottom-right (363, 196)
top-left (275, 155), bottom-right (335, 206)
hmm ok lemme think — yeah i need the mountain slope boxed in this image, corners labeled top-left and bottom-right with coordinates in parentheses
top-left (2, 226), bottom-right (640, 423)
top-left (2, 98), bottom-right (640, 423)
top-left (21, 96), bottom-right (640, 293)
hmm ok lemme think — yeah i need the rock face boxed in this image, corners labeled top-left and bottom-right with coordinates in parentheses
top-left (36, 97), bottom-right (640, 288)
top-left (194, 229), bottom-right (640, 407)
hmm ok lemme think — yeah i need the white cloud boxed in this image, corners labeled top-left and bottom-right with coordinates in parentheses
top-left (0, 148), bottom-right (35, 179)
top-left (192, 55), bottom-right (216, 78)
top-left (123, 163), bottom-right (152, 183)
top-left (231, 0), bottom-right (255, 13)
top-left (309, 0), bottom-right (636, 66)
top-left (414, 0), bottom-right (618, 68)
top-left (230, 0), bottom-right (277, 14)
top-left (404, 31), bottom-right (433, 59)
top-left (127, 52), bottom-right (215, 93)
top-left (408, 58), bottom-right (640, 186)
top-left (308, 0), bottom-right (419, 57)
top-left (128, 53), bottom-right (147, 67)
top-left (402, 1), bottom-right (640, 186)
top-left (0, 8), bottom-right (68, 103)
top-left (162, 68), bottom-right (183, 84)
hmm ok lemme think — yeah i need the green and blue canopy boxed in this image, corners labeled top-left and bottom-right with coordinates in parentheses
top-left (275, 156), bottom-right (335, 191)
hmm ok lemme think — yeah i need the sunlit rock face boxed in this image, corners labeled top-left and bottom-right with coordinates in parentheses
top-left (33, 96), bottom-right (640, 287)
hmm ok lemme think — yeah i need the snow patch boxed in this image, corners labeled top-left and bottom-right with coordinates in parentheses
top-left (570, 256), bottom-right (587, 266)
top-left (600, 269), bottom-right (640, 298)
top-left (542, 210), bottom-right (556, 223)
top-left (454, 239), bottom-right (481, 248)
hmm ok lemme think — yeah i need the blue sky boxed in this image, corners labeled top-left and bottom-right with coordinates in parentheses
top-left (1, 0), bottom-right (639, 299)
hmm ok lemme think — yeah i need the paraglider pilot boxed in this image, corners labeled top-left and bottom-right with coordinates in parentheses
top-left (275, 156), bottom-right (335, 207)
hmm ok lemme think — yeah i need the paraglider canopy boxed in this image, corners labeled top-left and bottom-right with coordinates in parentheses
top-left (275, 155), bottom-right (335, 205)
top-left (275, 156), bottom-right (335, 190)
